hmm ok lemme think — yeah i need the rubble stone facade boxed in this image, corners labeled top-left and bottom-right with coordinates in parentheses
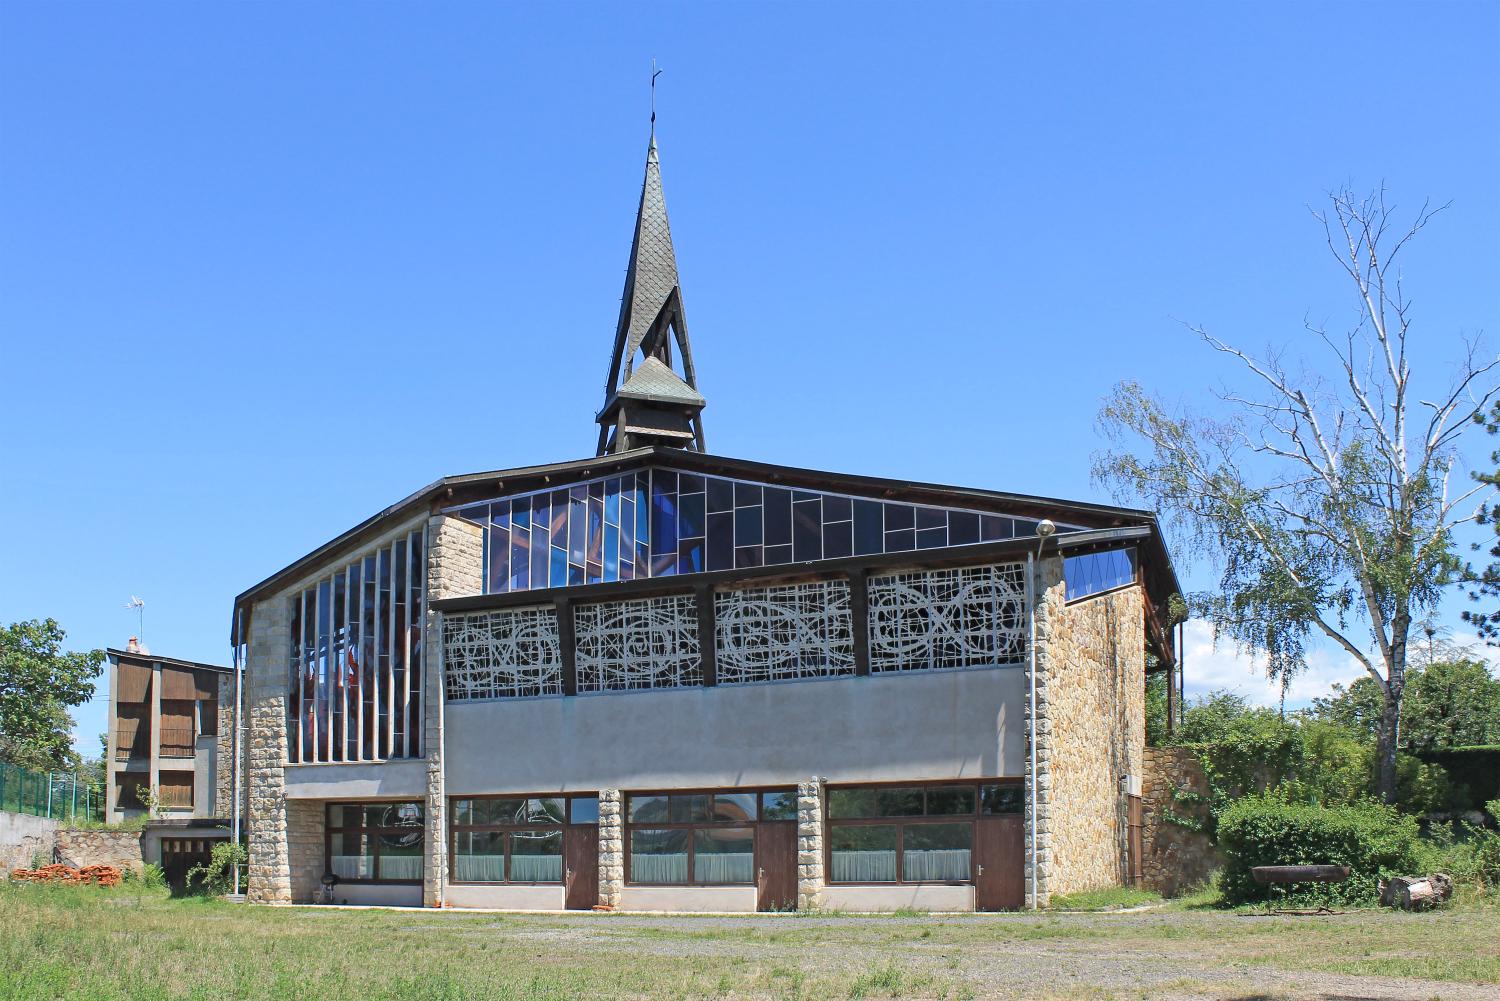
top-left (1028, 557), bottom-right (1146, 905)
top-left (1140, 746), bottom-right (1219, 896)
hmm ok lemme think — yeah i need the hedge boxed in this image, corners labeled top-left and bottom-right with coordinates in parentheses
top-left (1217, 796), bottom-right (1423, 906)
top-left (1413, 746), bottom-right (1500, 808)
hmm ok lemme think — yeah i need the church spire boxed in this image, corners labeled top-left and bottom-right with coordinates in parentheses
top-left (595, 116), bottom-right (706, 455)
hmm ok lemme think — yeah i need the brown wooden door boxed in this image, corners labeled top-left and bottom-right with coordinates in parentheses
top-left (160, 837), bottom-right (217, 895)
top-left (564, 826), bottom-right (599, 910)
top-left (974, 816), bottom-right (1025, 911)
top-left (756, 822), bottom-right (797, 911)
top-left (1126, 795), bottom-right (1144, 886)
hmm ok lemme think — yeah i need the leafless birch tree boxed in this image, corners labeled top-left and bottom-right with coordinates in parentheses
top-left (1095, 188), bottom-right (1497, 801)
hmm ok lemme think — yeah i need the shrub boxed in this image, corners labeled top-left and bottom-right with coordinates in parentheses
top-left (1217, 795), bottom-right (1423, 906)
top-left (121, 863), bottom-right (166, 890)
top-left (185, 841), bottom-right (247, 896)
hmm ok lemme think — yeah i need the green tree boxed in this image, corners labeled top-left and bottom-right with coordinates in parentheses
top-left (1095, 189), bottom-right (1498, 802)
top-left (1401, 658), bottom-right (1500, 751)
top-left (0, 619), bottom-right (104, 771)
top-left (1309, 676), bottom-right (1385, 742)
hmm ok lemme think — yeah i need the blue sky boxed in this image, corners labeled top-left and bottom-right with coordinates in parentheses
top-left (2, 2), bottom-right (1497, 756)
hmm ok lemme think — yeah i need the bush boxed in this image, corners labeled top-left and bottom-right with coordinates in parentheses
top-left (121, 863), bottom-right (166, 890)
top-left (185, 841), bottom-right (247, 896)
top-left (1217, 795), bottom-right (1423, 906)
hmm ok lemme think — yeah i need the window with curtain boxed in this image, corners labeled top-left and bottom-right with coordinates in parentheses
top-left (825, 782), bottom-right (1021, 884)
top-left (325, 801), bottom-right (425, 883)
top-left (624, 789), bottom-right (793, 886)
top-left (449, 796), bottom-right (598, 883)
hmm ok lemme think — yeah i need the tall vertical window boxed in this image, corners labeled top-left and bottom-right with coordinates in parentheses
top-left (289, 527), bottom-right (426, 763)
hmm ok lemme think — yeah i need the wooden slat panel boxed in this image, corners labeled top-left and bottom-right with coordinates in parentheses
top-left (161, 666), bottom-right (199, 701)
top-left (192, 669), bottom-right (217, 701)
top-left (117, 662), bottom-right (152, 703)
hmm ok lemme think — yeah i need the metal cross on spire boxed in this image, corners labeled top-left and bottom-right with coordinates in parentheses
top-left (650, 59), bottom-right (662, 138)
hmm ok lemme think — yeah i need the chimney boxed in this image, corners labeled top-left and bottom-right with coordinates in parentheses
top-left (126, 636), bottom-right (141, 653)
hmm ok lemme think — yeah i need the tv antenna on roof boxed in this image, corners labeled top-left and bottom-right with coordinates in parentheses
top-left (124, 596), bottom-right (145, 643)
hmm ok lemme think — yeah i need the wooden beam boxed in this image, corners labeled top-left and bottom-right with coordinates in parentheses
top-left (556, 597), bottom-right (577, 696)
top-left (848, 568), bottom-right (871, 677)
top-left (696, 583), bottom-right (717, 687)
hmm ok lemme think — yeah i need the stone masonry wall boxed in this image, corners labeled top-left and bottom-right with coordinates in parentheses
top-left (54, 829), bottom-right (145, 874)
top-left (245, 595), bottom-right (293, 904)
top-left (796, 778), bottom-right (824, 910)
top-left (598, 789), bottom-right (623, 908)
top-left (286, 798), bottom-right (325, 902)
top-left (1030, 559), bottom-right (1145, 903)
top-left (424, 514), bottom-right (483, 906)
top-left (215, 672), bottom-right (244, 820)
top-left (1141, 746), bottom-right (1219, 896)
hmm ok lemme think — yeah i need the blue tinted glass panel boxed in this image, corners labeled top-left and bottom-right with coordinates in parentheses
top-left (885, 504), bottom-right (915, 531)
top-left (652, 552), bottom-right (678, 577)
top-left (763, 488), bottom-right (792, 546)
top-left (531, 525), bottom-right (548, 587)
top-left (679, 473), bottom-right (704, 494)
top-left (980, 515), bottom-right (1011, 542)
top-left (793, 499), bottom-right (821, 562)
top-left (569, 490), bottom-right (587, 565)
top-left (550, 547), bottom-right (567, 589)
top-left (734, 483), bottom-right (763, 506)
top-left (487, 526), bottom-right (509, 594)
top-left (510, 529), bottom-right (529, 591)
top-left (706, 511), bottom-right (734, 571)
top-left (824, 520), bottom-right (853, 559)
top-left (679, 492), bottom-right (706, 539)
top-left (916, 527), bottom-right (946, 550)
top-left (764, 543), bottom-right (793, 566)
top-left (678, 539), bottom-right (704, 574)
top-left (853, 500), bottom-right (883, 555)
top-left (916, 507), bottom-right (946, 530)
top-left (587, 497), bottom-right (604, 565)
top-left (949, 511), bottom-right (980, 546)
top-left (636, 541), bottom-right (650, 578)
top-left (569, 564), bottom-right (584, 587)
top-left (1065, 547), bottom-right (1137, 601)
top-left (707, 477), bottom-right (734, 513)
top-left (734, 505), bottom-right (763, 545)
top-left (651, 480), bottom-right (678, 556)
top-left (604, 524), bottom-right (619, 581)
top-left (605, 478), bottom-right (620, 527)
top-left (735, 545), bottom-right (763, 569)
top-left (549, 492), bottom-right (568, 550)
top-left (823, 495), bottom-right (852, 522)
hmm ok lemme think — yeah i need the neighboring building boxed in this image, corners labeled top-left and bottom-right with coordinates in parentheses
top-left (105, 641), bottom-right (243, 887)
top-left (231, 128), bottom-right (1182, 911)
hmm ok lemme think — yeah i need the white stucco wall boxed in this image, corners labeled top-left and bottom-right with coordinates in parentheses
top-left (444, 884), bottom-right (567, 909)
top-left (619, 886), bottom-right (758, 912)
top-left (821, 884), bottom-right (974, 912)
top-left (327, 883), bottom-right (424, 907)
top-left (444, 667), bottom-right (1026, 794)
top-left (282, 760), bottom-right (428, 800)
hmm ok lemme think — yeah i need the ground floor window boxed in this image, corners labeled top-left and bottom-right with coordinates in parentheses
top-left (326, 801), bottom-right (425, 883)
top-left (825, 781), bottom-right (1020, 884)
top-left (625, 788), bottom-right (796, 886)
top-left (449, 795), bottom-right (598, 884)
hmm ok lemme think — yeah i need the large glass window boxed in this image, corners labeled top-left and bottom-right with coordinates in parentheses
top-left (449, 795), bottom-right (584, 884)
top-left (290, 528), bottom-right (425, 763)
top-left (826, 782), bottom-right (1019, 885)
top-left (1064, 547), bottom-right (1138, 602)
top-left (625, 789), bottom-right (793, 886)
top-left (453, 469), bottom-right (1083, 596)
top-left (326, 801), bottom-right (424, 883)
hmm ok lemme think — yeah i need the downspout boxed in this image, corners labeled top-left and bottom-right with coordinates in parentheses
top-left (433, 594), bottom-right (445, 910)
top-left (231, 606), bottom-right (244, 897)
top-left (1025, 551), bottom-right (1038, 910)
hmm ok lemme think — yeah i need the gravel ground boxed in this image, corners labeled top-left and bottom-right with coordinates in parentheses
top-left (413, 909), bottom-right (1499, 1000)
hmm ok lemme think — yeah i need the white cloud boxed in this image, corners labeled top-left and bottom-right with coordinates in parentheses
top-left (1180, 618), bottom-right (1372, 709)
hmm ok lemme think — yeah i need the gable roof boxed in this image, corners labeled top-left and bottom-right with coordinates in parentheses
top-left (231, 446), bottom-right (1181, 632)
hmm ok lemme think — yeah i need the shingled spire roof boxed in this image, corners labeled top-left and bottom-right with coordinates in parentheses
top-left (596, 135), bottom-right (706, 455)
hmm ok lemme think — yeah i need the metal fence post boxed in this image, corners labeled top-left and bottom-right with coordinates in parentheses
top-left (46, 771), bottom-right (54, 819)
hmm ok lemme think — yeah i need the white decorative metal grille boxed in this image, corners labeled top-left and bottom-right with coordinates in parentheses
top-left (714, 580), bottom-right (855, 684)
top-left (867, 563), bottom-right (1027, 672)
top-left (575, 594), bottom-right (701, 692)
top-left (443, 607), bottom-right (563, 701)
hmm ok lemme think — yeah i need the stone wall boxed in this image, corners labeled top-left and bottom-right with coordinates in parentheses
top-left (424, 514), bottom-right (483, 906)
top-left (215, 672), bottom-right (244, 820)
top-left (286, 799), bottom-right (324, 902)
top-left (54, 828), bottom-right (145, 874)
top-left (796, 779), bottom-right (824, 910)
top-left (245, 595), bottom-right (293, 903)
top-left (1, 810), bottom-right (59, 872)
top-left (1140, 745), bottom-right (1219, 896)
top-left (598, 789), bottom-right (623, 908)
top-left (1029, 559), bottom-right (1145, 904)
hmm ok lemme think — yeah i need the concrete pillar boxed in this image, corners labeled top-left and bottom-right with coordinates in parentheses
top-left (104, 659), bottom-right (120, 820)
top-left (597, 789), bottom-right (623, 908)
top-left (796, 777), bottom-right (825, 910)
top-left (148, 661), bottom-right (162, 812)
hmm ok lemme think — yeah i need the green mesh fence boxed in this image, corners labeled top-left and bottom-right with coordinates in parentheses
top-left (0, 760), bottom-right (100, 822)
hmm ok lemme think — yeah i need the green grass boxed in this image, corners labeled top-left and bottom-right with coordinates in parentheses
top-left (2, 881), bottom-right (1498, 999)
top-left (1046, 886), bottom-right (1162, 911)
